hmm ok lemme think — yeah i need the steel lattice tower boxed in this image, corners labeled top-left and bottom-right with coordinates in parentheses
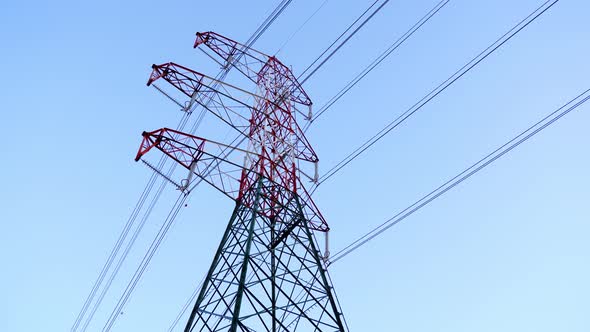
top-left (136, 32), bottom-right (346, 331)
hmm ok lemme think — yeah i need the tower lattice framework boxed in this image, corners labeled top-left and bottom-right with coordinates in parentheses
top-left (136, 32), bottom-right (346, 332)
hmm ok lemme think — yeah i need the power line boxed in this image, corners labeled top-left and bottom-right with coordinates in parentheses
top-left (304, 0), bottom-right (450, 131)
top-left (101, 131), bottom-right (249, 331)
top-left (79, 168), bottom-right (174, 331)
top-left (74, 54), bottom-right (203, 332)
top-left (70, 112), bottom-right (191, 332)
top-left (102, 192), bottom-right (189, 332)
top-left (91, 0), bottom-right (561, 329)
top-left (167, 278), bottom-right (204, 332)
top-left (298, 0), bottom-right (391, 84)
top-left (97, 1), bottom-right (298, 324)
top-left (162, 1), bottom-right (416, 326)
top-left (315, 0), bottom-right (559, 187)
top-left (163, 130), bottom-right (254, 330)
top-left (309, 231), bottom-right (352, 332)
top-left (101, 130), bottom-right (249, 331)
top-left (328, 87), bottom-right (590, 265)
top-left (297, 0), bottom-right (380, 80)
top-left (163, 2), bottom-right (449, 326)
top-left (75, 79), bottom-right (199, 332)
top-left (275, 0), bottom-right (330, 55)
top-left (72, 2), bottom-right (294, 331)
top-left (246, 0), bottom-right (293, 47)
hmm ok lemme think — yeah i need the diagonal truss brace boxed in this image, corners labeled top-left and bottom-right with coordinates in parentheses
top-left (135, 128), bottom-right (329, 232)
top-left (194, 31), bottom-right (312, 109)
top-left (147, 62), bottom-right (319, 164)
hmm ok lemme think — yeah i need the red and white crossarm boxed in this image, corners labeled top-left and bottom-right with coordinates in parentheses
top-left (134, 128), bottom-right (329, 234)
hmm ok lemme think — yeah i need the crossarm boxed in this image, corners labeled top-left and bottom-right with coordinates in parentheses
top-left (135, 128), bottom-right (328, 232)
top-left (147, 62), bottom-right (255, 137)
top-left (135, 128), bottom-right (206, 168)
top-left (194, 31), bottom-right (312, 108)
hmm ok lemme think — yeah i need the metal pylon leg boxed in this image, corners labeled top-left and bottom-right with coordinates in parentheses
top-left (184, 178), bottom-right (345, 331)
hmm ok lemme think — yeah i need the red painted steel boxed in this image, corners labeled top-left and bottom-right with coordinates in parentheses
top-left (136, 32), bottom-right (328, 232)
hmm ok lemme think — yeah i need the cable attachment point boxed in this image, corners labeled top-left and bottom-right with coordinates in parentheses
top-left (182, 90), bottom-right (200, 114)
top-left (151, 83), bottom-right (184, 110)
top-left (322, 231), bottom-right (330, 265)
top-left (141, 160), bottom-right (183, 191)
top-left (178, 160), bottom-right (199, 193)
top-left (314, 161), bottom-right (319, 183)
top-left (223, 52), bottom-right (234, 70)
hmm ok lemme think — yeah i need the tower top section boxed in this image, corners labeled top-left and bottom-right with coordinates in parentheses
top-left (194, 31), bottom-right (312, 108)
top-left (137, 31), bottom-right (328, 232)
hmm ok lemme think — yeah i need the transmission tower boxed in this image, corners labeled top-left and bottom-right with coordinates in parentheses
top-left (135, 32), bottom-right (346, 331)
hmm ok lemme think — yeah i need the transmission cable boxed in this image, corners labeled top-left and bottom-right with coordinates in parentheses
top-left (246, 0), bottom-right (293, 47)
top-left (101, 123), bottom-right (253, 331)
top-left (167, 277), bottom-right (205, 332)
top-left (327, 87), bottom-right (590, 266)
top-left (304, 0), bottom-right (450, 132)
top-left (72, 2), bottom-right (294, 331)
top-left (162, 0), bottom-right (410, 326)
top-left (162, 1), bottom-right (450, 327)
top-left (298, 0), bottom-right (391, 84)
top-left (164, 0), bottom-right (557, 327)
top-left (81, 106), bottom-right (209, 332)
top-left (315, 0), bottom-right (559, 188)
top-left (102, 192), bottom-right (189, 332)
top-left (77, 69), bottom-right (207, 332)
top-left (70, 112), bottom-right (191, 332)
top-left (162, 0), bottom-right (558, 328)
top-left (275, 0), bottom-right (330, 56)
top-left (79, 165), bottom-right (177, 331)
top-left (101, 130), bottom-right (248, 331)
top-left (98, 16), bottom-right (295, 323)
top-left (74, 43), bottom-right (204, 332)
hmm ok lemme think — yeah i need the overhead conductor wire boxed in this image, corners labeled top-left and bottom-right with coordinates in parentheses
top-left (274, 0), bottom-right (330, 55)
top-left (103, 129), bottom-right (249, 332)
top-left (74, 2), bottom-right (295, 331)
top-left (81, 62), bottom-right (209, 332)
top-left (298, 0), bottom-right (391, 84)
top-left (328, 88), bottom-right (590, 265)
top-left (303, 0), bottom-right (450, 132)
top-left (165, 1), bottom-right (447, 328)
top-left (163, 2), bottom-right (301, 328)
top-left (72, 105), bottom-right (193, 332)
top-left (165, 0), bottom-right (558, 328)
top-left (314, 0), bottom-right (560, 188)
top-left (100, 0), bottom-right (557, 329)
top-left (304, 0), bottom-right (450, 132)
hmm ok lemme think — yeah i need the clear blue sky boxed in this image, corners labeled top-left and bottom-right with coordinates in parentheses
top-left (1, 0), bottom-right (589, 331)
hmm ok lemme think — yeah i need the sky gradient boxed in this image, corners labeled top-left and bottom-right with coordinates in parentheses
top-left (1, 0), bottom-right (589, 331)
